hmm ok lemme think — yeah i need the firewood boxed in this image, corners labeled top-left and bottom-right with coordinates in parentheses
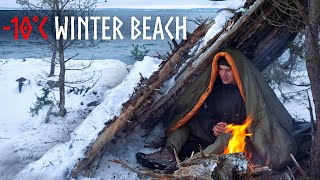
top-left (248, 165), bottom-right (271, 176)
top-left (111, 153), bottom-right (248, 180)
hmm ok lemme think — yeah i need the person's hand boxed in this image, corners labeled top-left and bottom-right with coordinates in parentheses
top-left (213, 122), bottom-right (228, 137)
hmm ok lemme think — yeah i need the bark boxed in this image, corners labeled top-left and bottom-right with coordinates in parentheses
top-left (56, 2), bottom-right (66, 117)
top-left (48, 3), bottom-right (57, 77)
top-left (306, 0), bottom-right (320, 178)
top-left (58, 43), bottom-right (66, 116)
top-left (49, 41), bottom-right (57, 77)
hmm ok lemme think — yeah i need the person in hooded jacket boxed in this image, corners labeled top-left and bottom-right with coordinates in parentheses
top-left (136, 48), bottom-right (296, 171)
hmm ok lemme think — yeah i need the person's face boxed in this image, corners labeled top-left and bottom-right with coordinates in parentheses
top-left (219, 65), bottom-right (236, 84)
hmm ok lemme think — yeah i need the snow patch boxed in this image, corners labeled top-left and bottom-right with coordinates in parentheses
top-left (14, 56), bottom-right (161, 179)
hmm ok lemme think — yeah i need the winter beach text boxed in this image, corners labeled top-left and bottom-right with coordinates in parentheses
top-left (55, 16), bottom-right (187, 40)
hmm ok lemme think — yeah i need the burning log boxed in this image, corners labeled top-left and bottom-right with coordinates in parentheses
top-left (112, 153), bottom-right (249, 180)
top-left (212, 153), bottom-right (249, 180)
top-left (171, 153), bottom-right (249, 179)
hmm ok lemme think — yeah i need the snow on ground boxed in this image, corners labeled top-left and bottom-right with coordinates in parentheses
top-left (0, 58), bottom-right (129, 179)
top-left (4, 56), bottom-right (162, 180)
top-left (0, 53), bottom-right (313, 180)
top-left (0, 0), bottom-right (314, 177)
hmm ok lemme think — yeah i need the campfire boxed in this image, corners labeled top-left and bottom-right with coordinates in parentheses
top-left (224, 117), bottom-right (252, 156)
top-left (114, 117), bottom-right (273, 179)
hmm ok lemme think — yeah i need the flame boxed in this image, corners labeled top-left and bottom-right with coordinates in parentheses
top-left (223, 117), bottom-right (252, 154)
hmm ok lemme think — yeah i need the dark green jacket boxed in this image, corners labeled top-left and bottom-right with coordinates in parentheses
top-left (167, 48), bottom-right (296, 169)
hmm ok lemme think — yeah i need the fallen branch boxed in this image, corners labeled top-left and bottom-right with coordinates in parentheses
top-left (290, 153), bottom-right (306, 176)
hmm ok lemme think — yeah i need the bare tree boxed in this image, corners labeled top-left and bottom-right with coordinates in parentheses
top-left (303, 0), bottom-right (320, 178)
top-left (267, 0), bottom-right (320, 178)
top-left (17, 0), bottom-right (58, 77)
top-left (19, 0), bottom-right (100, 116)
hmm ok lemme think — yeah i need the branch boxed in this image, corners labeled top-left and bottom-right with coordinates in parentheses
top-left (290, 154), bottom-right (306, 176)
top-left (307, 90), bottom-right (315, 141)
top-left (64, 53), bottom-right (80, 63)
top-left (292, 0), bottom-right (309, 26)
top-left (65, 71), bottom-right (96, 85)
top-left (110, 159), bottom-right (175, 178)
top-left (187, 17), bottom-right (211, 26)
top-left (65, 60), bottom-right (94, 70)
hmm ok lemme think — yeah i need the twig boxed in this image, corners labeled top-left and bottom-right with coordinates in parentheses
top-left (167, 41), bottom-right (174, 51)
top-left (290, 154), bottom-right (306, 176)
top-left (173, 147), bottom-right (181, 166)
top-left (65, 59), bottom-right (95, 71)
top-left (287, 165), bottom-right (296, 180)
top-left (0, 137), bottom-right (10, 139)
top-left (64, 53), bottom-right (79, 63)
top-left (45, 136), bottom-right (67, 146)
top-left (307, 90), bottom-right (315, 140)
top-left (40, 160), bottom-right (55, 170)
top-left (139, 73), bottom-right (145, 81)
top-left (110, 159), bottom-right (174, 178)
top-left (190, 151), bottom-right (195, 159)
top-left (171, 39), bottom-right (179, 49)
top-left (292, 0), bottom-right (309, 26)
top-left (187, 17), bottom-right (211, 25)
top-left (285, 172), bottom-right (292, 180)
top-left (65, 71), bottom-right (96, 84)
top-left (199, 144), bottom-right (204, 157)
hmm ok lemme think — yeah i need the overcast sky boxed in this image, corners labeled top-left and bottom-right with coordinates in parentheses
top-left (0, 0), bottom-right (226, 9)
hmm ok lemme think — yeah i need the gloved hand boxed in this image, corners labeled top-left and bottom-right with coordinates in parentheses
top-left (213, 122), bottom-right (228, 137)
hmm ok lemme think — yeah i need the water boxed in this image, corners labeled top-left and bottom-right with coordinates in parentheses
top-left (0, 9), bottom-right (217, 64)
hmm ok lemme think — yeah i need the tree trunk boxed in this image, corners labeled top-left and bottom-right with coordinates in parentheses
top-left (306, 0), bottom-right (320, 178)
top-left (58, 40), bottom-right (66, 116)
top-left (48, 6), bottom-right (57, 77)
top-left (56, 2), bottom-right (66, 117)
top-left (49, 41), bottom-right (57, 77)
